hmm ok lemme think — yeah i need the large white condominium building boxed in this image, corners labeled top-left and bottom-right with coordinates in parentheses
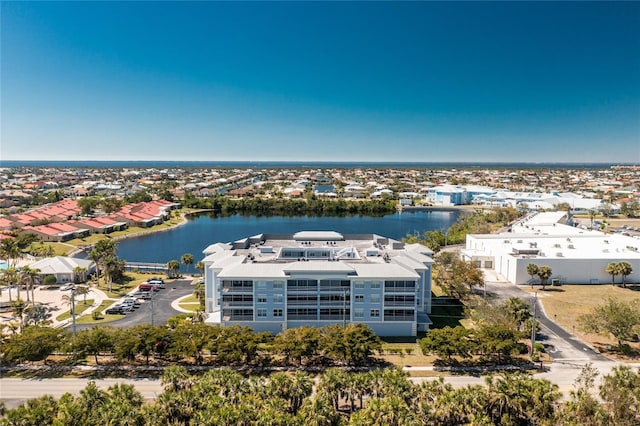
top-left (201, 231), bottom-right (434, 336)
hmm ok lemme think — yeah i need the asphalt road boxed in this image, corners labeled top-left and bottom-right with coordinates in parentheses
top-left (75, 278), bottom-right (194, 331)
top-left (482, 270), bottom-right (609, 363)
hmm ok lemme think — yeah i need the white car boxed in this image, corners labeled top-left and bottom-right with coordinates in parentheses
top-left (60, 283), bottom-right (75, 291)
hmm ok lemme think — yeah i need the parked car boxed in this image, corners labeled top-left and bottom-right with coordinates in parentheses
top-left (60, 283), bottom-right (75, 291)
top-left (117, 304), bottom-right (134, 312)
top-left (120, 299), bottom-right (138, 308)
top-left (135, 292), bottom-right (152, 300)
top-left (105, 306), bottom-right (125, 315)
top-left (122, 297), bottom-right (140, 307)
top-left (148, 278), bottom-right (165, 288)
top-left (138, 282), bottom-right (157, 292)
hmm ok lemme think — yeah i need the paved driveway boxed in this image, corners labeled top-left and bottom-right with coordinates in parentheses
top-left (75, 279), bottom-right (194, 331)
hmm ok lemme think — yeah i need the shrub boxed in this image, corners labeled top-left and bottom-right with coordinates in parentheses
top-left (43, 275), bottom-right (57, 286)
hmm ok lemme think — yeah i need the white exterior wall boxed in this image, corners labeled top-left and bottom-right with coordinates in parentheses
top-left (511, 257), bottom-right (640, 285)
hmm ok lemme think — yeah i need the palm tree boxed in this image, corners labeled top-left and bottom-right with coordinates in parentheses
top-left (1, 267), bottom-right (18, 302)
top-left (88, 239), bottom-right (117, 288)
top-left (103, 255), bottom-right (124, 293)
top-left (618, 261), bottom-right (633, 288)
top-left (526, 263), bottom-right (539, 287)
top-left (20, 266), bottom-right (40, 304)
top-left (75, 285), bottom-right (91, 305)
top-left (193, 283), bottom-right (205, 309)
top-left (588, 209), bottom-right (597, 229)
top-left (195, 261), bottom-right (205, 276)
top-left (181, 253), bottom-right (194, 276)
top-left (167, 260), bottom-right (180, 279)
top-left (11, 299), bottom-right (27, 332)
top-left (61, 292), bottom-right (76, 316)
top-left (606, 262), bottom-right (620, 286)
top-left (73, 266), bottom-right (88, 284)
top-left (537, 266), bottom-right (552, 290)
top-left (0, 238), bottom-right (22, 269)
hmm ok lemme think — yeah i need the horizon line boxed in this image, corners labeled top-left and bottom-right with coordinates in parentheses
top-left (1, 160), bottom-right (637, 165)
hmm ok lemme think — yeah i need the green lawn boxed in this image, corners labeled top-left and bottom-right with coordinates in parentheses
top-left (76, 299), bottom-right (121, 323)
top-left (430, 297), bottom-right (466, 329)
top-left (179, 295), bottom-right (199, 304)
top-left (56, 299), bottom-right (94, 321)
top-left (101, 272), bottom-right (157, 298)
top-left (178, 302), bottom-right (201, 312)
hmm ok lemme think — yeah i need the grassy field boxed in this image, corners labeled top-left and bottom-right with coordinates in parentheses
top-left (379, 342), bottom-right (437, 367)
top-left (55, 299), bottom-right (95, 321)
top-left (76, 300), bottom-right (121, 323)
top-left (521, 284), bottom-right (640, 353)
top-left (100, 272), bottom-right (158, 298)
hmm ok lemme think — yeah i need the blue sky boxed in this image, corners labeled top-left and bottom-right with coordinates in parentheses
top-left (1, 1), bottom-right (639, 163)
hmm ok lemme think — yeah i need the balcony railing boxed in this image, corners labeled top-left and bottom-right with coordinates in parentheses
top-left (222, 301), bottom-right (254, 307)
top-left (319, 315), bottom-right (345, 321)
top-left (222, 287), bottom-right (254, 293)
top-left (383, 315), bottom-right (414, 322)
top-left (287, 286), bottom-right (318, 292)
top-left (287, 300), bottom-right (318, 305)
top-left (288, 315), bottom-right (318, 321)
top-left (384, 286), bottom-right (415, 293)
top-left (384, 301), bottom-right (415, 307)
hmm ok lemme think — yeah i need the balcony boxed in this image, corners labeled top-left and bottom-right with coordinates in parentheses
top-left (222, 301), bottom-right (254, 307)
top-left (222, 286), bottom-right (253, 293)
top-left (287, 300), bottom-right (318, 306)
top-left (223, 315), bottom-right (254, 322)
top-left (288, 315), bottom-right (318, 321)
top-left (384, 286), bottom-right (415, 293)
top-left (384, 301), bottom-right (415, 307)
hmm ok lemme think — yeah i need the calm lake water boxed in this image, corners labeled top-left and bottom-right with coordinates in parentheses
top-left (116, 210), bottom-right (461, 266)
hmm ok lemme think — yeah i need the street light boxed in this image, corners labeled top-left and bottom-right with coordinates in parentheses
top-left (530, 292), bottom-right (537, 357)
top-left (70, 286), bottom-right (77, 335)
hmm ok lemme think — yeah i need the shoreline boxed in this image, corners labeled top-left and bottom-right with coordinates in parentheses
top-left (69, 205), bottom-right (476, 257)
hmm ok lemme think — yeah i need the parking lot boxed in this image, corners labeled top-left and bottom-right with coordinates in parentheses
top-left (75, 278), bottom-right (194, 331)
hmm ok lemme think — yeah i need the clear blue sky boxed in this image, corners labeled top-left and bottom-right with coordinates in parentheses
top-left (2, 1), bottom-right (639, 163)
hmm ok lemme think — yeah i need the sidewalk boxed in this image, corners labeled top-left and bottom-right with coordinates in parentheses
top-left (49, 287), bottom-right (110, 329)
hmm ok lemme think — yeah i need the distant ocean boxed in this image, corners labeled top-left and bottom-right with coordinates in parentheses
top-left (0, 160), bottom-right (631, 169)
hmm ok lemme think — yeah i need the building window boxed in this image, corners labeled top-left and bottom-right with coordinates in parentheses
top-left (355, 295), bottom-right (364, 303)
top-left (354, 308), bottom-right (364, 318)
top-left (371, 281), bottom-right (382, 289)
top-left (257, 309), bottom-right (267, 318)
top-left (370, 309), bottom-right (380, 318)
top-left (354, 282), bottom-right (365, 289)
top-left (273, 294), bottom-right (283, 303)
top-left (257, 294), bottom-right (267, 303)
top-left (273, 281), bottom-right (284, 289)
top-left (273, 309), bottom-right (283, 318)
top-left (370, 294), bottom-right (380, 303)
top-left (256, 281), bottom-right (267, 289)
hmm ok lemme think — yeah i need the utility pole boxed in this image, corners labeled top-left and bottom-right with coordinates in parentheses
top-left (150, 292), bottom-right (155, 326)
top-left (71, 286), bottom-right (77, 335)
top-left (530, 292), bottom-right (537, 357)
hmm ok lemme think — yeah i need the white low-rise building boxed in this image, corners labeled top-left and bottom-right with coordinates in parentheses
top-left (462, 212), bottom-right (640, 285)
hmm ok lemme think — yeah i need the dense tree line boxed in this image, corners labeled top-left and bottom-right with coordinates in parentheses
top-left (421, 297), bottom-right (538, 363)
top-left (3, 364), bottom-right (640, 425)
top-left (181, 195), bottom-right (397, 216)
top-left (404, 207), bottom-right (523, 251)
top-left (0, 323), bottom-right (381, 368)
